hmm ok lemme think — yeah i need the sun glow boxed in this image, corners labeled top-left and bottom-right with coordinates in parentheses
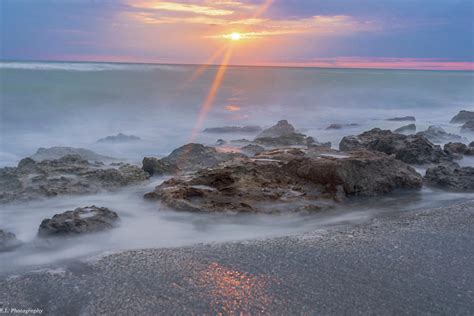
top-left (230, 32), bottom-right (241, 41)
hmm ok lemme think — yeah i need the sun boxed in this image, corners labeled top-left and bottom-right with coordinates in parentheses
top-left (230, 32), bottom-right (241, 41)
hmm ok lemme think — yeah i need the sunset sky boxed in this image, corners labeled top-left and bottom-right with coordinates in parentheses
top-left (1, 0), bottom-right (473, 70)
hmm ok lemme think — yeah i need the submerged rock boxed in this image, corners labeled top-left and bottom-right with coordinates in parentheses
top-left (450, 110), bottom-right (474, 124)
top-left (461, 121), bottom-right (474, 132)
top-left (394, 124), bottom-right (416, 134)
top-left (97, 133), bottom-right (141, 143)
top-left (0, 155), bottom-right (149, 203)
top-left (30, 146), bottom-right (114, 163)
top-left (339, 128), bottom-right (451, 164)
top-left (145, 148), bottom-right (422, 214)
top-left (424, 163), bottom-right (474, 190)
top-left (416, 126), bottom-right (464, 143)
top-left (0, 230), bottom-right (21, 252)
top-left (203, 126), bottom-right (262, 134)
top-left (325, 123), bottom-right (359, 130)
top-left (386, 116), bottom-right (416, 122)
top-left (38, 206), bottom-right (119, 237)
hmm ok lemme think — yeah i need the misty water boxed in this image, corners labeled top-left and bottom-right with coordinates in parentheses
top-left (1, 61), bottom-right (473, 273)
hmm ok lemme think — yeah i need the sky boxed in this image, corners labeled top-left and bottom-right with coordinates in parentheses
top-left (1, 0), bottom-right (473, 70)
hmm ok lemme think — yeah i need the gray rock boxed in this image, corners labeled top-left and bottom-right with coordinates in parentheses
top-left (257, 120), bottom-right (296, 138)
top-left (38, 206), bottom-right (119, 237)
top-left (30, 147), bottom-right (114, 162)
top-left (450, 110), bottom-right (474, 123)
top-left (0, 230), bottom-right (21, 252)
top-left (325, 123), bottom-right (359, 130)
top-left (443, 142), bottom-right (467, 155)
top-left (254, 120), bottom-right (316, 147)
top-left (203, 126), bottom-right (262, 134)
top-left (394, 124), bottom-right (416, 134)
top-left (424, 163), bottom-right (474, 190)
top-left (417, 126), bottom-right (464, 143)
top-left (145, 148), bottom-right (422, 214)
top-left (339, 128), bottom-right (452, 165)
top-left (240, 144), bottom-right (265, 156)
top-left (0, 155), bottom-right (149, 203)
top-left (142, 157), bottom-right (180, 176)
top-left (461, 121), bottom-right (474, 132)
top-left (97, 133), bottom-right (141, 143)
top-left (385, 116), bottom-right (416, 122)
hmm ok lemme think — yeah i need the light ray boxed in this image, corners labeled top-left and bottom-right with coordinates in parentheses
top-left (184, 45), bottom-right (228, 86)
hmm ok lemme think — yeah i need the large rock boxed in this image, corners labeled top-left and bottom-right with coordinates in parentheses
top-left (145, 149), bottom-right (422, 214)
top-left (450, 110), bottom-right (474, 123)
top-left (417, 126), bottom-right (464, 143)
top-left (0, 230), bottom-right (21, 252)
top-left (424, 163), bottom-right (474, 190)
top-left (461, 121), bottom-right (474, 132)
top-left (203, 126), bottom-right (261, 134)
top-left (256, 120), bottom-right (296, 138)
top-left (254, 120), bottom-right (317, 147)
top-left (30, 147), bottom-right (114, 162)
top-left (0, 155), bottom-right (149, 203)
top-left (443, 142), bottom-right (467, 155)
top-left (386, 116), bottom-right (416, 122)
top-left (38, 206), bottom-right (119, 237)
top-left (142, 143), bottom-right (245, 175)
top-left (339, 128), bottom-right (451, 164)
top-left (394, 124), bottom-right (416, 134)
top-left (97, 133), bottom-right (141, 143)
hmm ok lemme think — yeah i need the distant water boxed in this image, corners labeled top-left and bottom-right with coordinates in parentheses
top-left (0, 61), bottom-right (473, 273)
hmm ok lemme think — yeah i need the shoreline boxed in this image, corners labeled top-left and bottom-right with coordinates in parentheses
top-left (1, 200), bottom-right (473, 315)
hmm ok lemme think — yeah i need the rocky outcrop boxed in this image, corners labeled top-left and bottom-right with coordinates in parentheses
top-left (386, 116), bottom-right (416, 122)
top-left (394, 124), bottom-right (416, 134)
top-left (145, 149), bottom-right (422, 214)
top-left (325, 123), bottom-right (358, 130)
top-left (142, 143), bottom-right (245, 175)
top-left (0, 230), bottom-right (21, 252)
top-left (443, 142), bottom-right (467, 155)
top-left (97, 133), bottom-right (141, 143)
top-left (256, 120), bottom-right (296, 138)
top-left (38, 206), bottom-right (119, 237)
top-left (417, 126), bottom-right (464, 143)
top-left (30, 147), bottom-right (114, 162)
top-left (254, 120), bottom-right (318, 147)
top-left (339, 128), bottom-right (451, 164)
top-left (0, 155), bottom-right (149, 203)
top-left (424, 163), bottom-right (474, 190)
top-left (450, 110), bottom-right (474, 123)
top-left (203, 126), bottom-right (262, 134)
top-left (461, 121), bottom-right (474, 132)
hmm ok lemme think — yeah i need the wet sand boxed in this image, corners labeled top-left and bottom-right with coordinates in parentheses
top-left (1, 201), bottom-right (473, 315)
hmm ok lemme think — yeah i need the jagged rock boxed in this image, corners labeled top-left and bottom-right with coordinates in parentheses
top-left (417, 126), bottom-right (464, 143)
top-left (257, 120), bottom-right (296, 138)
top-left (203, 126), bottom-right (261, 134)
top-left (424, 163), bottom-right (474, 190)
top-left (0, 230), bottom-right (21, 252)
top-left (461, 121), bottom-right (474, 132)
top-left (339, 128), bottom-right (451, 164)
top-left (145, 149), bottom-right (422, 214)
top-left (97, 133), bottom-right (141, 143)
top-left (38, 206), bottom-right (119, 237)
top-left (254, 120), bottom-right (316, 146)
top-left (30, 147), bottom-right (114, 162)
top-left (394, 124), bottom-right (416, 134)
top-left (0, 155), bottom-right (149, 203)
top-left (444, 142), bottom-right (467, 155)
top-left (325, 123), bottom-right (358, 130)
top-left (142, 157), bottom-right (180, 176)
top-left (450, 110), bottom-right (474, 123)
top-left (386, 116), bottom-right (416, 122)
top-left (241, 144), bottom-right (265, 156)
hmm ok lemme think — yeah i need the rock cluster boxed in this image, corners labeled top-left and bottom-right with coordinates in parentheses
top-left (339, 128), bottom-right (451, 164)
top-left (424, 163), bottom-right (474, 190)
top-left (416, 126), bottom-right (464, 143)
top-left (145, 148), bottom-right (422, 214)
top-left (0, 155), bottom-right (149, 203)
top-left (97, 133), bottom-right (141, 143)
top-left (254, 120), bottom-right (325, 147)
top-left (38, 206), bottom-right (119, 237)
top-left (450, 110), bottom-right (474, 123)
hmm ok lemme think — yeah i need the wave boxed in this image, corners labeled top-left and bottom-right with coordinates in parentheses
top-left (0, 61), bottom-right (186, 72)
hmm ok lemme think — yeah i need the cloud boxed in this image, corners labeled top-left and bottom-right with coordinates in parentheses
top-left (128, 1), bottom-right (234, 16)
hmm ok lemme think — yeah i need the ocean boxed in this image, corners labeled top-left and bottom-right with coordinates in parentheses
top-left (0, 61), bottom-right (473, 272)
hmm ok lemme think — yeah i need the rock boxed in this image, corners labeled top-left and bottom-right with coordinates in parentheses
top-left (216, 139), bottom-right (226, 146)
top-left (0, 230), bottom-right (21, 252)
top-left (394, 124), bottom-right (416, 134)
top-left (145, 148), bottom-right (422, 214)
top-left (257, 120), bottom-right (296, 138)
top-left (339, 128), bottom-right (451, 164)
top-left (142, 143), bottom-right (245, 175)
top-left (424, 163), bottom-right (474, 190)
top-left (416, 126), bottom-right (464, 143)
top-left (30, 147), bottom-right (114, 162)
top-left (38, 206), bottom-right (119, 237)
top-left (203, 126), bottom-right (262, 134)
top-left (443, 142), bottom-right (467, 155)
top-left (254, 120), bottom-right (316, 147)
top-left (461, 121), bottom-right (474, 132)
top-left (97, 133), bottom-right (141, 143)
top-left (385, 116), bottom-right (416, 122)
top-left (0, 155), bottom-right (149, 203)
top-left (325, 123), bottom-right (359, 130)
top-left (450, 110), bottom-right (474, 123)
top-left (241, 144), bottom-right (265, 156)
